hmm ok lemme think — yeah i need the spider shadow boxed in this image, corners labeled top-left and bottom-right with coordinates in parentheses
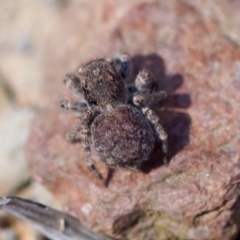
top-left (130, 54), bottom-right (192, 173)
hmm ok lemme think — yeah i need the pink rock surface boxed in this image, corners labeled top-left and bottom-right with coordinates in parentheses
top-left (26, 1), bottom-right (240, 239)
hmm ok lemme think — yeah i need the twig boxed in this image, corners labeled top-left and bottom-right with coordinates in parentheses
top-left (0, 196), bottom-right (115, 240)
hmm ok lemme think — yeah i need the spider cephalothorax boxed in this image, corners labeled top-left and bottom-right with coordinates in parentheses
top-left (61, 53), bottom-right (168, 185)
top-left (78, 58), bottom-right (128, 110)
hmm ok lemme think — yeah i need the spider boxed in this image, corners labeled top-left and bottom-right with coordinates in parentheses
top-left (60, 53), bottom-right (168, 185)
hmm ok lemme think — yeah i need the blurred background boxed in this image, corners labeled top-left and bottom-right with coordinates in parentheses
top-left (1, 0), bottom-right (240, 239)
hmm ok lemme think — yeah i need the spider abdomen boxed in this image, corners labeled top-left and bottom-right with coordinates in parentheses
top-left (92, 105), bottom-right (156, 170)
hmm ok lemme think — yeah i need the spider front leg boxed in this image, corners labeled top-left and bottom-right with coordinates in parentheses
top-left (79, 108), bottom-right (106, 185)
top-left (60, 99), bottom-right (88, 115)
top-left (135, 69), bottom-right (156, 94)
top-left (132, 68), bottom-right (167, 107)
top-left (142, 107), bottom-right (168, 165)
top-left (111, 52), bottom-right (132, 80)
top-left (133, 91), bottom-right (167, 107)
top-left (63, 73), bottom-right (82, 95)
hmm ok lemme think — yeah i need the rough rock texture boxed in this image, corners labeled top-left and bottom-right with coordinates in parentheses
top-left (20, 0), bottom-right (240, 239)
top-left (0, 108), bottom-right (35, 195)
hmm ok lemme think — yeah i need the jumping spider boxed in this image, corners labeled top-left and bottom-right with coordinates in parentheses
top-left (60, 53), bottom-right (168, 185)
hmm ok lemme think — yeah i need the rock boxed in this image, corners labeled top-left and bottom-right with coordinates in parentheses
top-left (0, 107), bottom-right (34, 195)
top-left (25, 0), bottom-right (240, 240)
top-left (0, 0), bottom-right (63, 107)
top-left (0, 84), bottom-right (11, 113)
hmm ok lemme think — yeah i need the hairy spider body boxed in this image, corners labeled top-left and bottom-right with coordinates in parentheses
top-left (61, 53), bottom-right (168, 185)
top-left (79, 59), bottom-right (128, 110)
top-left (92, 105), bottom-right (155, 170)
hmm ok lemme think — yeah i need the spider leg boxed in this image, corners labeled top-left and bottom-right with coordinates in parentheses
top-left (141, 107), bottom-right (168, 165)
top-left (135, 68), bottom-right (156, 94)
top-left (133, 68), bottom-right (168, 163)
top-left (132, 68), bottom-right (167, 107)
top-left (63, 73), bottom-right (82, 95)
top-left (130, 69), bottom-right (167, 106)
top-left (111, 52), bottom-right (132, 80)
top-left (79, 108), bottom-right (105, 184)
top-left (60, 99), bottom-right (88, 115)
top-left (133, 91), bottom-right (167, 107)
top-left (61, 99), bottom-right (88, 141)
top-left (65, 121), bottom-right (82, 142)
